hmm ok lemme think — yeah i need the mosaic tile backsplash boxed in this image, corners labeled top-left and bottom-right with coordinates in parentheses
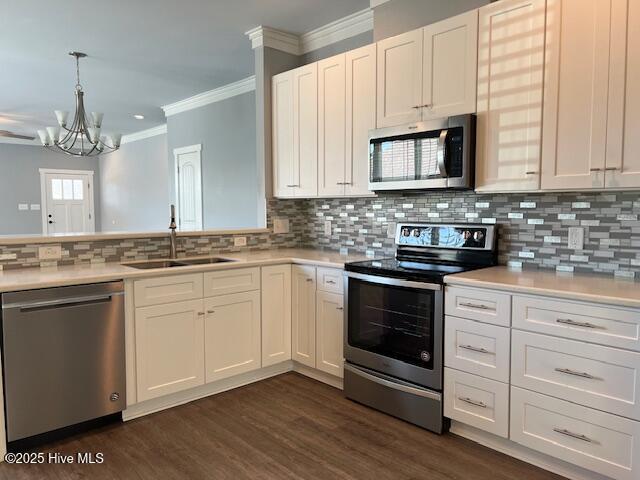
top-left (1, 192), bottom-right (639, 279)
top-left (297, 191), bottom-right (640, 279)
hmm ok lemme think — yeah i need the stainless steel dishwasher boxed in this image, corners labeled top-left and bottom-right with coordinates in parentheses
top-left (1, 281), bottom-right (126, 443)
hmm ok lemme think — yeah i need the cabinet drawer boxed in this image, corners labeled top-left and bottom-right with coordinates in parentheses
top-left (513, 295), bottom-right (640, 351)
top-left (511, 387), bottom-right (640, 480)
top-left (512, 330), bottom-right (640, 420)
top-left (134, 273), bottom-right (203, 307)
top-left (203, 267), bottom-right (260, 297)
top-left (445, 286), bottom-right (511, 326)
top-left (444, 368), bottom-right (509, 438)
top-left (316, 267), bottom-right (344, 294)
top-left (444, 316), bottom-right (510, 382)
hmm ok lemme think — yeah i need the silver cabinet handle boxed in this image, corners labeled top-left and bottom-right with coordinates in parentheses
top-left (207, 310), bottom-right (215, 314)
top-left (305, 278), bottom-right (313, 283)
top-left (459, 344), bottom-right (493, 355)
top-left (556, 318), bottom-right (601, 329)
top-left (553, 428), bottom-right (593, 443)
top-left (412, 106), bottom-right (421, 110)
top-left (326, 280), bottom-right (336, 285)
top-left (525, 171), bottom-right (538, 175)
top-left (459, 302), bottom-right (490, 310)
top-left (286, 184), bottom-right (300, 187)
top-left (604, 167), bottom-right (620, 171)
top-left (590, 168), bottom-right (603, 172)
top-left (458, 397), bottom-right (487, 408)
top-left (197, 312), bottom-right (205, 316)
top-left (422, 104), bottom-right (432, 108)
top-left (336, 182), bottom-right (352, 185)
top-left (336, 307), bottom-right (344, 311)
top-left (407, 125), bottom-right (419, 130)
top-left (554, 368), bottom-right (599, 380)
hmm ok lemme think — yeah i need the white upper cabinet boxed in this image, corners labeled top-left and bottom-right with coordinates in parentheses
top-left (606, 0), bottom-right (640, 189)
top-left (272, 71), bottom-right (295, 198)
top-left (422, 10), bottom-right (478, 120)
top-left (376, 28), bottom-right (424, 127)
top-left (345, 44), bottom-right (377, 197)
top-left (318, 54), bottom-right (347, 197)
top-left (292, 63), bottom-right (318, 197)
top-left (475, 0), bottom-right (546, 192)
top-left (541, 0), bottom-right (611, 190)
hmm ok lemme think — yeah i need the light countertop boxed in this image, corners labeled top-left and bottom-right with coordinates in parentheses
top-left (0, 248), bottom-right (371, 293)
top-left (445, 266), bottom-right (640, 309)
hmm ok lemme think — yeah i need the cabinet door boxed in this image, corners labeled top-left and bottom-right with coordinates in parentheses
top-left (272, 71), bottom-right (295, 198)
top-left (316, 291), bottom-right (344, 378)
top-left (541, 0), bottom-right (611, 190)
top-left (204, 291), bottom-right (261, 383)
top-left (606, 0), bottom-right (640, 189)
top-left (376, 28), bottom-right (423, 128)
top-left (135, 299), bottom-right (204, 401)
top-left (318, 54), bottom-right (347, 197)
top-left (261, 265), bottom-right (292, 366)
top-left (475, 0), bottom-right (546, 192)
top-left (292, 64), bottom-right (318, 197)
top-left (422, 10), bottom-right (478, 120)
top-left (345, 44), bottom-right (377, 197)
top-left (291, 265), bottom-right (316, 368)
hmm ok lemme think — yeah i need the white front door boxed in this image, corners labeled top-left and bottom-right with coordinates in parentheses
top-left (40, 169), bottom-right (95, 234)
top-left (174, 144), bottom-right (203, 231)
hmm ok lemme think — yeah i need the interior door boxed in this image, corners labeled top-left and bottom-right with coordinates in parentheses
top-left (42, 171), bottom-right (95, 234)
top-left (422, 10), bottom-right (478, 120)
top-left (376, 28), bottom-right (423, 128)
top-left (606, 0), bottom-right (640, 189)
top-left (174, 145), bottom-right (203, 231)
top-left (541, 0), bottom-right (610, 190)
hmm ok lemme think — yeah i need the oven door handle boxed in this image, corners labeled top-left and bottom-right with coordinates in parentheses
top-left (344, 364), bottom-right (442, 401)
top-left (345, 272), bottom-right (442, 291)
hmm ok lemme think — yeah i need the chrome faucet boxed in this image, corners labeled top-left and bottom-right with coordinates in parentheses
top-left (169, 204), bottom-right (177, 259)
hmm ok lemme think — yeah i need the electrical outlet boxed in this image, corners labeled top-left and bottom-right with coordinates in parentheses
top-left (324, 220), bottom-right (332, 236)
top-left (273, 218), bottom-right (290, 234)
top-left (568, 227), bottom-right (584, 250)
top-left (38, 245), bottom-right (62, 260)
top-left (233, 236), bottom-right (247, 247)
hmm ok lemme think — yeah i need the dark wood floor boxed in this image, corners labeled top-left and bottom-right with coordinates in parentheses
top-left (0, 373), bottom-right (564, 480)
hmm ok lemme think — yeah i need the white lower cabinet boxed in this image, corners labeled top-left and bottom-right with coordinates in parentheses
top-left (511, 387), bottom-right (640, 480)
top-left (135, 299), bottom-right (205, 402)
top-left (316, 291), bottom-right (344, 378)
top-left (261, 265), bottom-right (292, 367)
top-left (204, 291), bottom-right (261, 383)
top-left (292, 265), bottom-right (317, 368)
top-left (444, 368), bottom-right (509, 438)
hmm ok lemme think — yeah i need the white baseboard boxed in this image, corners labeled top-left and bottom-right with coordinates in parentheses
top-left (450, 421), bottom-right (611, 480)
top-left (123, 360), bottom-right (343, 421)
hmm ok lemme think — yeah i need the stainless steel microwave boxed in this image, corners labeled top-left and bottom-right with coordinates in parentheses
top-left (368, 114), bottom-right (475, 191)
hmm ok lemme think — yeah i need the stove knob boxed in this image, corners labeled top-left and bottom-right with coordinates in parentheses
top-left (420, 351), bottom-right (431, 362)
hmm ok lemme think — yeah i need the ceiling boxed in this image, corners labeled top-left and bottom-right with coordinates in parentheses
top-left (0, 0), bottom-right (369, 139)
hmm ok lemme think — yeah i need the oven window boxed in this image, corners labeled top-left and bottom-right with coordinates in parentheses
top-left (348, 278), bottom-right (435, 369)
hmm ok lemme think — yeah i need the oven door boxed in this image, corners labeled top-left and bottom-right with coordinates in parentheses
top-left (344, 272), bottom-right (443, 390)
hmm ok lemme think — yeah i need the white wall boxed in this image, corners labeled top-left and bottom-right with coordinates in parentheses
top-left (99, 133), bottom-right (170, 232)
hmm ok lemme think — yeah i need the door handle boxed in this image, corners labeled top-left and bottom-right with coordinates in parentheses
top-left (459, 344), bottom-right (493, 355)
top-left (458, 396), bottom-right (487, 408)
top-left (553, 428), bottom-right (594, 443)
top-left (556, 318), bottom-right (601, 329)
top-left (459, 302), bottom-right (490, 310)
top-left (554, 368), bottom-right (599, 380)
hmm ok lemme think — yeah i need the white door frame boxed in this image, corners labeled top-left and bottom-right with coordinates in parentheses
top-left (173, 144), bottom-right (203, 231)
top-left (39, 168), bottom-right (96, 234)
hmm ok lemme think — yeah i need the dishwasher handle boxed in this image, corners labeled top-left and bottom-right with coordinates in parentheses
top-left (4, 292), bottom-right (123, 312)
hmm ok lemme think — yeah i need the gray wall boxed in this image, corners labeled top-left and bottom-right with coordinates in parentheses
top-left (0, 143), bottom-right (101, 235)
top-left (167, 91), bottom-right (263, 229)
top-left (99, 134), bottom-right (170, 232)
top-left (301, 31), bottom-right (374, 64)
top-left (373, 0), bottom-right (490, 41)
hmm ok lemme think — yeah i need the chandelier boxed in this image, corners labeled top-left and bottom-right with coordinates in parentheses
top-left (37, 52), bottom-right (121, 157)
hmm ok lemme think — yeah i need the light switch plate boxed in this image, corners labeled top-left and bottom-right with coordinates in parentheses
top-left (30, 204), bottom-right (41, 211)
top-left (18, 203), bottom-right (28, 211)
top-left (568, 227), bottom-right (584, 250)
top-left (233, 236), bottom-right (247, 247)
top-left (273, 218), bottom-right (290, 234)
top-left (324, 220), bottom-right (332, 236)
top-left (38, 245), bottom-right (62, 261)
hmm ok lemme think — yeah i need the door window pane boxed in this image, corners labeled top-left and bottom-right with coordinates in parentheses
top-left (51, 179), bottom-right (62, 200)
top-left (73, 179), bottom-right (84, 200)
top-left (62, 179), bottom-right (73, 200)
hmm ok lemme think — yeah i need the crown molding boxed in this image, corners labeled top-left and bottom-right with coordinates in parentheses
top-left (370, 0), bottom-right (392, 7)
top-left (121, 124), bottom-right (167, 144)
top-left (162, 75), bottom-right (256, 117)
top-left (300, 8), bottom-right (373, 54)
top-left (245, 26), bottom-right (301, 55)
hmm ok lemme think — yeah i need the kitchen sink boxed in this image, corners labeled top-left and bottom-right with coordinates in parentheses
top-left (125, 257), bottom-right (236, 270)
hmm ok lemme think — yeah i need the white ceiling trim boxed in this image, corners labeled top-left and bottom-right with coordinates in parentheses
top-left (121, 124), bottom-right (168, 144)
top-left (162, 75), bottom-right (256, 117)
top-left (300, 8), bottom-right (373, 54)
top-left (245, 26), bottom-right (301, 55)
top-left (370, 0), bottom-right (392, 7)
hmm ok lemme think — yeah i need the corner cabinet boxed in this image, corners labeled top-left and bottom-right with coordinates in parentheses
top-left (376, 10), bottom-right (478, 128)
top-left (475, 0), bottom-right (546, 192)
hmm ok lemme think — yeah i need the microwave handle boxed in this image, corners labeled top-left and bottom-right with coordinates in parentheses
top-left (437, 129), bottom-right (448, 177)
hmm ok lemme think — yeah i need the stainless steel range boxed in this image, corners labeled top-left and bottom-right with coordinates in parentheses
top-left (343, 223), bottom-right (497, 433)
